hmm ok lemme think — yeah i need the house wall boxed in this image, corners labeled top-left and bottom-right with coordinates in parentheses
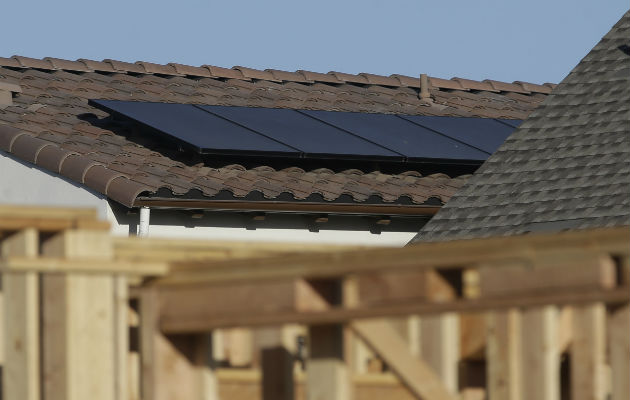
top-left (0, 152), bottom-right (420, 246)
top-left (0, 151), bottom-right (109, 217)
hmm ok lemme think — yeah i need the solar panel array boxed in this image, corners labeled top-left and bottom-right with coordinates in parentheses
top-left (90, 100), bottom-right (521, 163)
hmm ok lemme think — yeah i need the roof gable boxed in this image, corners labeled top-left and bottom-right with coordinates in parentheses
top-left (412, 10), bottom-right (630, 242)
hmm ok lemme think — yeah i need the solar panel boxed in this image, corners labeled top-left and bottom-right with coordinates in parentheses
top-left (400, 115), bottom-right (517, 154)
top-left (496, 119), bottom-right (523, 129)
top-left (89, 100), bottom-right (298, 156)
top-left (89, 100), bottom-right (522, 164)
top-left (301, 110), bottom-right (489, 161)
top-left (198, 105), bottom-right (401, 160)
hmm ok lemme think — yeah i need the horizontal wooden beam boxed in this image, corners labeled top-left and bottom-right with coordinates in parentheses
top-left (0, 257), bottom-right (168, 276)
top-left (159, 286), bottom-right (630, 333)
top-left (154, 227), bottom-right (629, 286)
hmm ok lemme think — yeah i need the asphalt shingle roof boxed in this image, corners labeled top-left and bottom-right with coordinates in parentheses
top-left (412, 10), bottom-right (630, 242)
top-left (0, 56), bottom-right (551, 208)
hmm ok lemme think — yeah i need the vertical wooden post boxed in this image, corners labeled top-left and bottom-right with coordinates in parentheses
top-left (139, 288), bottom-right (218, 400)
top-left (2, 228), bottom-right (40, 400)
top-left (521, 306), bottom-right (559, 400)
top-left (420, 314), bottom-right (459, 394)
top-left (307, 324), bottom-right (350, 400)
top-left (258, 326), bottom-right (295, 400)
top-left (41, 230), bottom-right (118, 400)
top-left (571, 303), bottom-right (606, 400)
top-left (486, 309), bottom-right (521, 400)
top-left (608, 304), bottom-right (629, 400)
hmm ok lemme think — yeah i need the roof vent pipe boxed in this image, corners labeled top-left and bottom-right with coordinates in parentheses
top-left (0, 82), bottom-right (22, 109)
top-left (419, 74), bottom-right (433, 103)
top-left (138, 206), bottom-right (151, 237)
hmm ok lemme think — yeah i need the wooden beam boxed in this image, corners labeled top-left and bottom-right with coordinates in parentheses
top-left (41, 229), bottom-right (118, 400)
top-left (420, 314), bottom-right (459, 394)
top-left (352, 319), bottom-right (456, 400)
top-left (0, 256), bottom-right (167, 275)
top-left (486, 309), bottom-right (521, 400)
top-left (307, 324), bottom-right (350, 400)
top-left (159, 285), bottom-right (630, 332)
top-left (571, 303), bottom-right (606, 400)
top-left (609, 304), bottom-right (630, 400)
top-left (1, 228), bottom-right (40, 400)
top-left (521, 306), bottom-right (559, 400)
top-left (154, 227), bottom-right (629, 286)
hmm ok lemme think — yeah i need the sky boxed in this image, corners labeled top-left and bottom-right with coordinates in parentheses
top-left (2, 1), bottom-right (627, 84)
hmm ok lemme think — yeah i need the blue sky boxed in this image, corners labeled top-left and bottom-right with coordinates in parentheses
top-left (2, 1), bottom-right (627, 84)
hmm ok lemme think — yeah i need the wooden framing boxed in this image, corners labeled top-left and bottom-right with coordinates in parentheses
top-left (0, 205), bottom-right (628, 400)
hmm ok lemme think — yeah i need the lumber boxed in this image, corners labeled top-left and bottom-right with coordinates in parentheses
top-left (154, 226), bottom-right (630, 286)
top-left (306, 324), bottom-right (350, 400)
top-left (460, 313), bottom-right (486, 360)
top-left (0, 256), bottom-right (168, 275)
top-left (159, 286), bottom-right (630, 332)
top-left (571, 302), bottom-right (607, 400)
top-left (521, 306), bottom-right (559, 400)
top-left (486, 309), bottom-right (521, 400)
top-left (352, 319), bottom-right (456, 400)
top-left (1, 228), bottom-right (40, 400)
top-left (609, 304), bottom-right (630, 400)
top-left (420, 314), bottom-right (459, 394)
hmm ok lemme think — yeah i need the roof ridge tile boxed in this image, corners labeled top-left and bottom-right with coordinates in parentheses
top-left (202, 65), bottom-right (248, 80)
top-left (12, 56), bottom-right (55, 70)
top-left (102, 59), bottom-right (146, 74)
top-left (328, 71), bottom-right (369, 85)
top-left (233, 66), bottom-right (280, 82)
top-left (136, 61), bottom-right (182, 76)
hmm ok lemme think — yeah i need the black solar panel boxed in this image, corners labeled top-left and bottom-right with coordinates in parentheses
top-left (496, 119), bottom-right (523, 129)
top-left (301, 110), bottom-right (489, 161)
top-left (199, 105), bottom-right (401, 160)
top-left (90, 100), bottom-right (298, 156)
top-left (89, 100), bottom-right (522, 164)
top-left (400, 115), bottom-right (517, 154)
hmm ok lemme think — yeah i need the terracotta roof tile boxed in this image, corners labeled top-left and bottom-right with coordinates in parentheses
top-left (359, 73), bottom-right (400, 87)
top-left (513, 81), bottom-right (552, 94)
top-left (233, 66), bottom-right (279, 82)
top-left (452, 77), bottom-right (497, 92)
top-left (12, 56), bottom-right (55, 70)
top-left (136, 61), bottom-right (181, 76)
top-left (0, 55), bottom-right (553, 208)
top-left (483, 79), bottom-right (530, 94)
top-left (203, 65), bottom-right (248, 80)
top-left (328, 71), bottom-right (369, 85)
top-left (297, 70), bottom-right (343, 84)
top-left (103, 59), bottom-right (146, 74)
top-left (44, 58), bottom-right (92, 72)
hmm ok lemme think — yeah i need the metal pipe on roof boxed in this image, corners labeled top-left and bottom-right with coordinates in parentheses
top-left (138, 206), bottom-right (151, 237)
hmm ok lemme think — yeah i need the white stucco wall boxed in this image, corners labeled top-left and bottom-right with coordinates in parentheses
top-left (1, 152), bottom-right (419, 246)
top-left (0, 151), bottom-right (109, 217)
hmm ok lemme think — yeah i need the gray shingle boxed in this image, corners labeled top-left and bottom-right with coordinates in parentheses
top-left (412, 10), bottom-right (630, 242)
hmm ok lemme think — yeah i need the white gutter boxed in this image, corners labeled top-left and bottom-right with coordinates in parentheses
top-left (138, 206), bottom-right (151, 237)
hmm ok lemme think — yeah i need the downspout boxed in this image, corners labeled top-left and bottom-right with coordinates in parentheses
top-left (138, 206), bottom-right (151, 237)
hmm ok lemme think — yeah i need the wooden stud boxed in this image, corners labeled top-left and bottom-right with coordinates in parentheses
top-left (571, 302), bottom-right (606, 400)
top-left (486, 309), bottom-right (521, 400)
top-left (307, 324), bottom-right (350, 400)
top-left (420, 314), bottom-right (459, 394)
top-left (2, 228), bottom-right (40, 400)
top-left (521, 306), bottom-right (559, 400)
top-left (352, 319), bottom-right (455, 400)
top-left (609, 304), bottom-right (630, 400)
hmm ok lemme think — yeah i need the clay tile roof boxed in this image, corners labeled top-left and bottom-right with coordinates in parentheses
top-left (233, 66), bottom-right (280, 82)
top-left (103, 59), bottom-right (146, 74)
top-left (12, 56), bottom-right (55, 70)
top-left (0, 55), bottom-right (553, 209)
top-left (359, 73), bottom-right (400, 87)
top-left (297, 70), bottom-right (343, 84)
top-left (451, 77), bottom-right (497, 92)
top-left (328, 71), bottom-right (369, 85)
top-left (266, 69), bottom-right (312, 83)
top-left (136, 61), bottom-right (181, 76)
top-left (389, 74), bottom-right (420, 88)
top-left (483, 79), bottom-right (530, 94)
top-left (429, 77), bottom-right (464, 91)
top-left (202, 65), bottom-right (248, 80)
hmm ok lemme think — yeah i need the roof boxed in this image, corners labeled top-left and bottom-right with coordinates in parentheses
top-left (412, 10), bottom-right (630, 241)
top-left (0, 56), bottom-right (552, 209)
